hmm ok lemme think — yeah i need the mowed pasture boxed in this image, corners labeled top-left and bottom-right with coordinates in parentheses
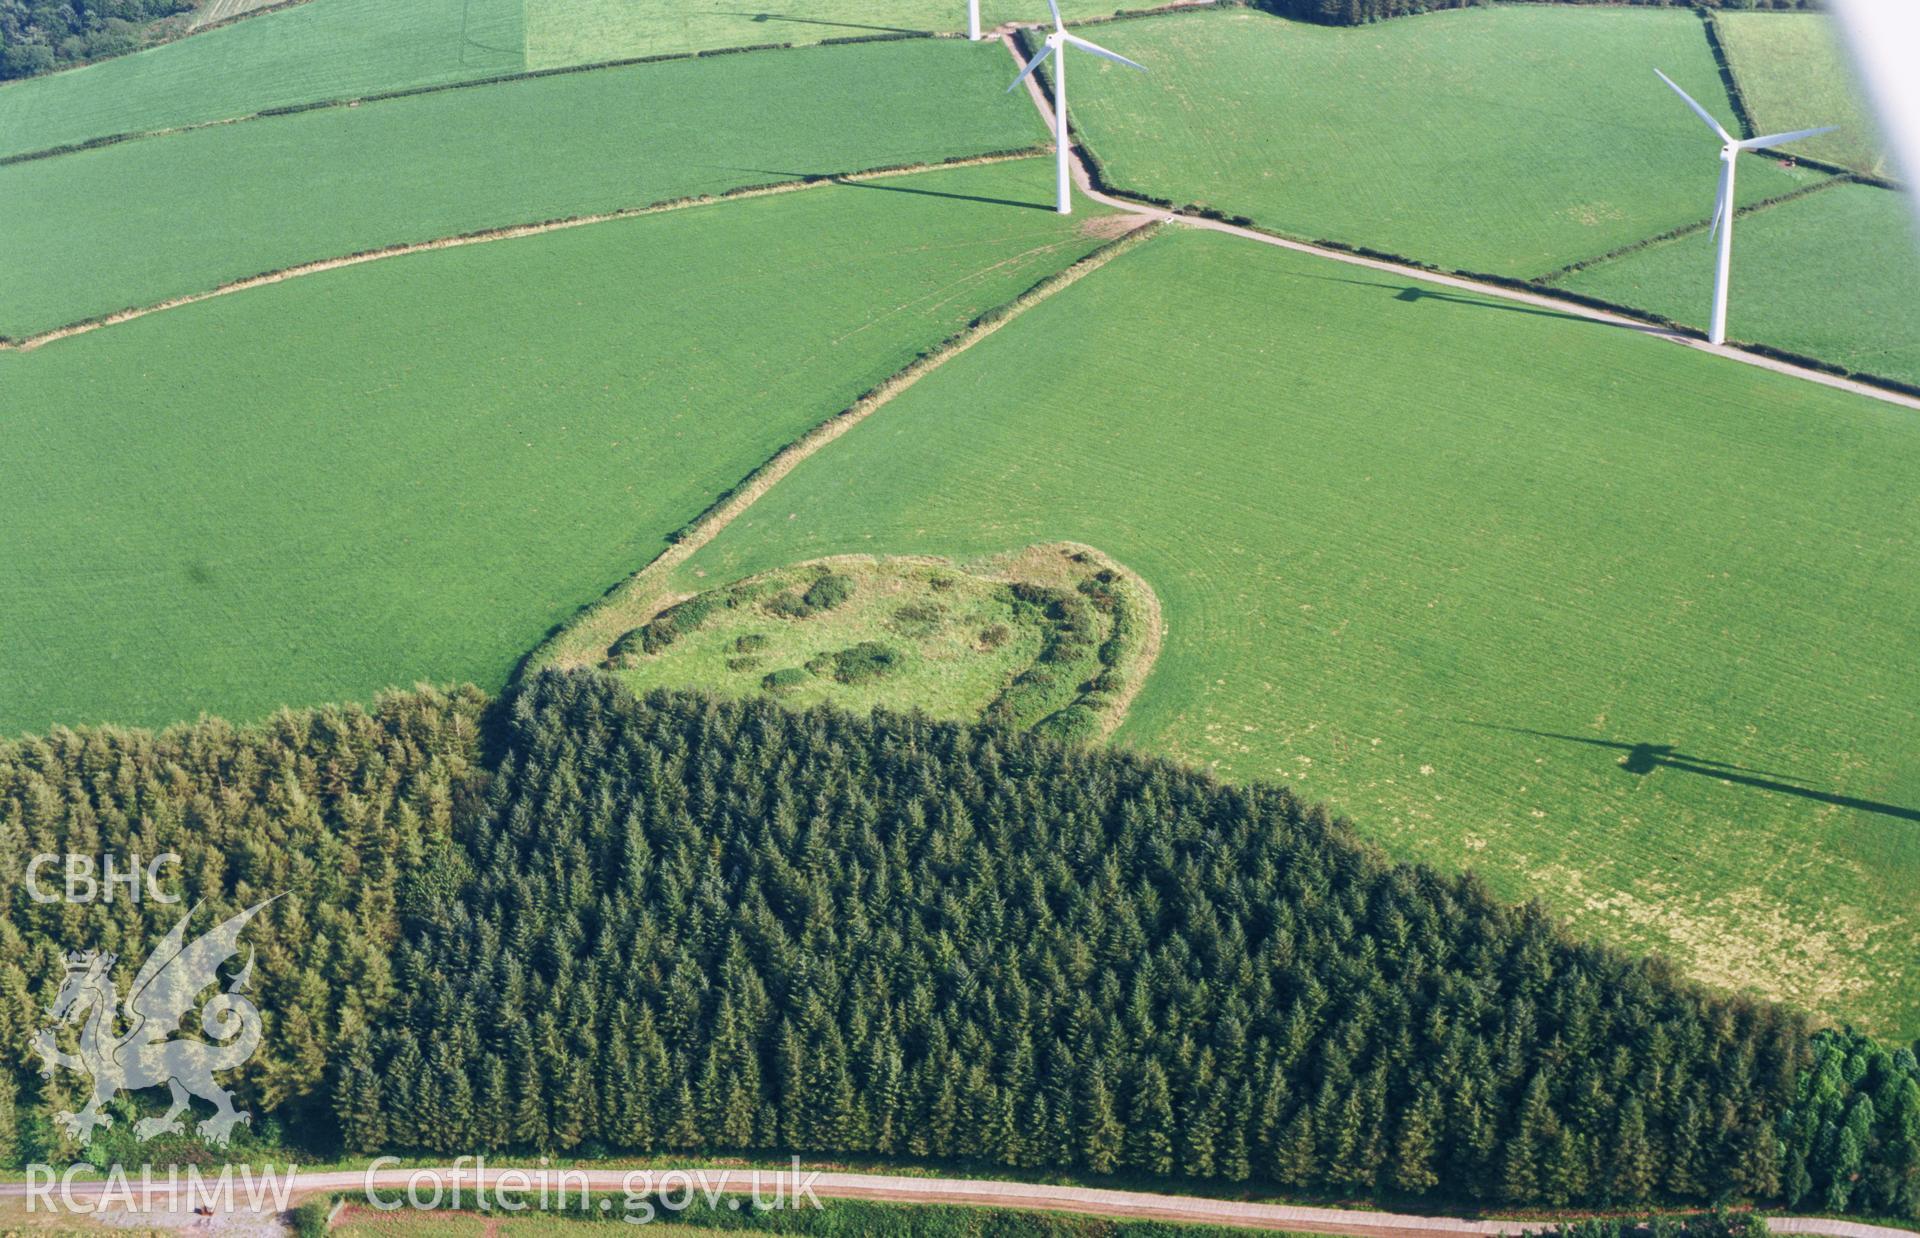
top-left (524, 1), bottom-right (1017, 70)
top-left (0, 39), bottom-right (1043, 339)
top-left (1055, 6), bottom-right (1815, 277)
top-left (680, 225), bottom-right (1920, 1036)
top-left (0, 160), bottom-right (1116, 734)
top-left (0, 0), bottom-right (527, 159)
top-left (1557, 181), bottom-right (1920, 389)
top-left (0, 0), bottom-right (1019, 161)
top-left (1717, 11), bottom-right (1890, 179)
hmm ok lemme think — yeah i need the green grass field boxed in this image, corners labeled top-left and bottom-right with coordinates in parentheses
top-left (1717, 11), bottom-right (1889, 179)
top-left (523, 1), bottom-right (1017, 70)
top-left (675, 224), bottom-right (1920, 1037)
top-left (0, 0), bottom-right (527, 160)
top-left (0, 38), bottom-right (1041, 339)
top-left (0, 159), bottom-right (1115, 734)
top-left (1555, 181), bottom-right (1920, 388)
top-left (0, 0), bottom-right (1022, 161)
top-left (1054, 6), bottom-right (1816, 277)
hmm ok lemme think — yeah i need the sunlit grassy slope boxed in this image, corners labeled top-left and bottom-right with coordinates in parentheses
top-left (0, 0), bottom-right (1016, 160)
top-left (524, 1), bottom-right (1018, 69)
top-left (1717, 11), bottom-right (1890, 179)
top-left (0, 38), bottom-right (1041, 339)
top-left (677, 224), bottom-right (1920, 1036)
top-left (0, 160), bottom-right (1113, 734)
top-left (1055, 6), bottom-right (1815, 276)
top-left (0, 0), bottom-right (526, 159)
top-left (1556, 181), bottom-right (1920, 388)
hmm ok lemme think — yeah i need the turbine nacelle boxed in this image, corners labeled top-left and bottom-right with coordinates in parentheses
top-left (1004, 1), bottom-right (1148, 213)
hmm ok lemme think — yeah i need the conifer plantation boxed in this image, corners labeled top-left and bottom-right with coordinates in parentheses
top-left (3, 673), bottom-right (1916, 1216)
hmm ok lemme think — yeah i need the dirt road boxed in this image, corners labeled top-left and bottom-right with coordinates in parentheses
top-left (3, 1167), bottom-right (1915, 1238)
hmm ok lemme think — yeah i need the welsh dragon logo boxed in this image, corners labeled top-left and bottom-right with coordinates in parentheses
top-left (32, 899), bottom-right (276, 1146)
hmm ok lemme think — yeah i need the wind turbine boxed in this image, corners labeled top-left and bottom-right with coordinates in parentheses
top-left (1008, 0), bottom-right (1146, 215)
top-left (1654, 68), bottom-right (1833, 346)
top-left (969, 0), bottom-right (981, 41)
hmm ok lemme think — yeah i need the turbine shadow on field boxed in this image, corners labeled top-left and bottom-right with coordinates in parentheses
top-left (726, 168), bottom-right (1055, 212)
top-left (718, 12), bottom-right (932, 35)
top-left (1465, 722), bottom-right (1920, 824)
top-left (1304, 274), bottom-right (1597, 324)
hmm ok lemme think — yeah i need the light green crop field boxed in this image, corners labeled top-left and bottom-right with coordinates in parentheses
top-left (0, 0), bottom-right (1017, 161)
top-left (1717, 11), bottom-right (1889, 179)
top-left (1556, 181), bottom-right (1920, 389)
top-left (524, 1), bottom-right (1015, 70)
top-left (0, 159), bottom-right (1115, 734)
top-left (0, 0), bottom-right (527, 160)
top-left (0, 39), bottom-right (1041, 340)
top-left (678, 225), bottom-right (1920, 1036)
top-left (1054, 6), bottom-right (1817, 277)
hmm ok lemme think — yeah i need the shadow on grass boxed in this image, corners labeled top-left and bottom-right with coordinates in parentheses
top-left (1465, 722), bottom-right (1920, 824)
top-left (717, 12), bottom-right (933, 34)
top-left (1298, 272), bottom-right (1600, 325)
top-left (724, 166), bottom-right (1056, 212)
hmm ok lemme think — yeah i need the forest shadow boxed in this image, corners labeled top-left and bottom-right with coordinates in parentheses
top-left (1464, 722), bottom-right (1920, 824)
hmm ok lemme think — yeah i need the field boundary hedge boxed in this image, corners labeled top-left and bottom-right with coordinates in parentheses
top-left (1018, 16), bottom-right (1920, 403)
top-left (1532, 173), bottom-right (1847, 283)
top-left (1069, 174), bottom-right (1920, 399)
top-left (0, 148), bottom-right (1047, 353)
top-left (1701, 9), bottom-right (1905, 189)
top-left (1698, 9), bottom-right (1762, 141)
top-left (0, 29), bottom-right (961, 169)
top-left (1306, 224), bottom-right (1920, 399)
top-left (523, 220), bottom-right (1169, 678)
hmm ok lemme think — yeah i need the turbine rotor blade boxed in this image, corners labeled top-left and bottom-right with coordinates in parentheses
top-left (1006, 41), bottom-right (1054, 92)
top-left (1740, 125), bottom-right (1838, 150)
top-left (1048, 0), bottom-right (1063, 30)
top-left (1655, 68), bottom-right (1732, 142)
top-left (1063, 32), bottom-right (1147, 71)
top-left (1709, 174), bottom-right (1730, 241)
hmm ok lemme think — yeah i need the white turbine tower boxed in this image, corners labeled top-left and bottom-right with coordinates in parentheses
top-left (1655, 68), bottom-right (1834, 347)
top-left (969, 0), bottom-right (981, 41)
top-left (1008, 0), bottom-right (1146, 215)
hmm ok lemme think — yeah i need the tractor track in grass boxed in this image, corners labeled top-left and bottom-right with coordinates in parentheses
top-left (2, 1168), bottom-right (1917, 1238)
top-left (0, 151), bottom-right (1044, 354)
top-left (995, 29), bottom-right (1920, 414)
